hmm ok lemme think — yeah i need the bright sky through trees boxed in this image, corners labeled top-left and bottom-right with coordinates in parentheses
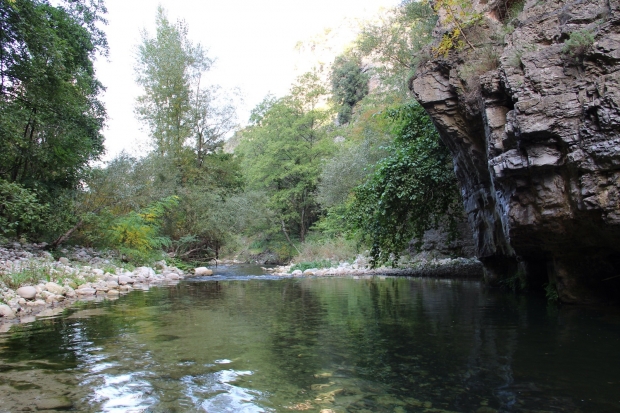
top-left (95, 0), bottom-right (398, 159)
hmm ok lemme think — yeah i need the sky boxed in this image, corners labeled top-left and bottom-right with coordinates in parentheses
top-left (95, 0), bottom-right (399, 160)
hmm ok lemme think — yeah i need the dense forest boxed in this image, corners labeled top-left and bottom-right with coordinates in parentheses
top-left (0, 0), bottom-right (499, 268)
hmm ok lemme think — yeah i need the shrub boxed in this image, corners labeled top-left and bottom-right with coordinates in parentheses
top-left (562, 29), bottom-right (595, 60)
top-left (104, 196), bottom-right (179, 264)
top-left (0, 179), bottom-right (49, 238)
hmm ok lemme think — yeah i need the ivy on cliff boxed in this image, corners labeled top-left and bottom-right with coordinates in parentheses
top-left (346, 102), bottom-right (461, 266)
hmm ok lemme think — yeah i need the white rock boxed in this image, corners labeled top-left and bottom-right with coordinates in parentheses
top-left (16, 286), bottom-right (37, 300)
top-left (92, 269), bottom-right (104, 276)
top-left (107, 289), bottom-right (120, 296)
top-left (291, 270), bottom-right (303, 276)
top-left (194, 267), bottom-right (214, 276)
top-left (303, 268), bottom-right (318, 275)
top-left (45, 282), bottom-right (64, 295)
top-left (59, 257), bottom-right (70, 265)
top-left (118, 275), bottom-right (133, 285)
top-left (0, 304), bottom-right (15, 319)
top-left (76, 288), bottom-right (96, 296)
top-left (134, 267), bottom-right (155, 278)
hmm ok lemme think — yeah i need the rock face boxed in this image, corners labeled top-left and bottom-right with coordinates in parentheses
top-left (412, 0), bottom-right (620, 303)
top-left (410, 217), bottom-right (477, 259)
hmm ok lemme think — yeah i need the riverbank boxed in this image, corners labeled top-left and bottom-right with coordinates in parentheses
top-left (1, 243), bottom-right (484, 327)
top-left (266, 255), bottom-right (484, 279)
top-left (0, 243), bottom-right (188, 327)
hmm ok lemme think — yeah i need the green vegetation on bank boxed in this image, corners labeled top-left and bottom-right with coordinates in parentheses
top-left (1, 0), bottom-right (484, 268)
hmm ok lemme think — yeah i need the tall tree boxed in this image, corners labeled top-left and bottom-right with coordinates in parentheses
top-left (0, 0), bottom-right (108, 192)
top-left (135, 6), bottom-right (210, 156)
top-left (330, 54), bottom-right (369, 125)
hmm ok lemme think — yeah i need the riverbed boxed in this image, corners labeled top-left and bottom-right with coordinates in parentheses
top-left (0, 265), bottom-right (618, 412)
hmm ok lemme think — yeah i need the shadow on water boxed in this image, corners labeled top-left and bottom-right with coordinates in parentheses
top-left (0, 266), bottom-right (619, 412)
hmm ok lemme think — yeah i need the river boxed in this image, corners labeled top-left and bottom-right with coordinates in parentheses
top-left (0, 265), bottom-right (618, 412)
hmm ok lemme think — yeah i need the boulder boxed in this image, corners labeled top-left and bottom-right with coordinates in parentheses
top-left (194, 267), bottom-right (214, 276)
top-left (303, 268), bottom-right (318, 275)
top-left (118, 275), bottom-right (134, 285)
top-left (76, 287), bottom-right (96, 296)
top-left (58, 257), bottom-right (70, 265)
top-left (0, 304), bottom-right (15, 319)
top-left (134, 266), bottom-right (155, 278)
top-left (291, 270), bottom-right (303, 276)
top-left (45, 282), bottom-right (65, 295)
top-left (16, 286), bottom-right (37, 300)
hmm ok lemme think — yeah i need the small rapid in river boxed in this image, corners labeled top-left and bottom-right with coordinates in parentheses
top-left (0, 265), bottom-right (618, 412)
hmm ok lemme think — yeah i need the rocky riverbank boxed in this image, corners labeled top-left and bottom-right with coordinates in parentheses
top-left (0, 243), bottom-right (189, 327)
top-left (266, 255), bottom-right (483, 279)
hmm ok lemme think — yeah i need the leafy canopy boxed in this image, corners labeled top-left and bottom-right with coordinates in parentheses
top-left (0, 0), bottom-right (108, 193)
top-left (237, 72), bottom-right (335, 243)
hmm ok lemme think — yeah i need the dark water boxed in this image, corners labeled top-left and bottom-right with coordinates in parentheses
top-left (0, 265), bottom-right (619, 412)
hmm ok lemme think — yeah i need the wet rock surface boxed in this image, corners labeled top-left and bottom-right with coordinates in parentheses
top-left (412, 0), bottom-right (620, 303)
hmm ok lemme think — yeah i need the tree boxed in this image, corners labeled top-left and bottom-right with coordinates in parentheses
top-left (355, 0), bottom-right (437, 94)
top-left (135, 6), bottom-right (210, 156)
top-left (330, 54), bottom-right (369, 124)
top-left (135, 6), bottom-right (237, 165)
top-left (237, 72), bottom-right (335, 243)
top-left (0, 0), bottom-right (108, 193)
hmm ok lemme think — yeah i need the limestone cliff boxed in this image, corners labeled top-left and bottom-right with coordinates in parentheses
top-left (412, 0), bottom-right (620, 303)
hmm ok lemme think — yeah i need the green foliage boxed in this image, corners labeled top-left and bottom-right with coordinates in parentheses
top-left (290, 260), bottom-right (333, 272)
top-left (135, 6), bottom-right (237, 162)
top-left (562, 29), bottom-right (595, 61)
top-left (237, 72), bottom-right (335, 243)
top-left (346, 102), bottom-right (460, 266)
top-left (330, 55), bottom-right (369, 124)
top-left (544, 282), bottom-right (559, 303)
top-left (102, 196), bottom-right (179, 263)
top-left (0, 0), bottom-right (107, 193)
top-left (0, 179), bottom-right (49, 237)
top-left (0, 261), bottom-right (54, 289)
top-left (499, 267), bottom-right (528, 292)
top-left (355, 0), bottom-right (437, 94)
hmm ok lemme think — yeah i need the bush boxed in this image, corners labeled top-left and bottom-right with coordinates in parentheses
top-left (562, 29), bottom-right (595, 60)
top-left (102, 196), bottom-right (179, 264)
top-left (0, 179), bottom-right (49, 238)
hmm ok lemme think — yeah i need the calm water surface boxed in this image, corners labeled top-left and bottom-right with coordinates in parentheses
top-left (0, 265), bottom-right (619, 412)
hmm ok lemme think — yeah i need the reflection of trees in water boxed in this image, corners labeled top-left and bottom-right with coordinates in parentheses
top-left (2, 278), bottom-right (620, 412)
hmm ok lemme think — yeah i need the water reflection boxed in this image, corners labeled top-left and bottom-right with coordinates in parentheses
top-left (0, 270), bottom-right (618, 412)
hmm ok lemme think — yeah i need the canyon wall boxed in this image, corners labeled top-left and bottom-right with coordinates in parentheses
top-left (412, 0), bottom-right (620, 303)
